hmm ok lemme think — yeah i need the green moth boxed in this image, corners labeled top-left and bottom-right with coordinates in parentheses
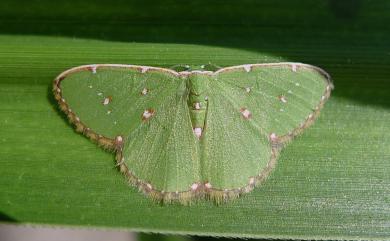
top-left (53, 63), bottom-right (332, 204)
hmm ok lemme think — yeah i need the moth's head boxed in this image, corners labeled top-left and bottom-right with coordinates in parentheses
top-left (170, 64), bottom-right (221, 72)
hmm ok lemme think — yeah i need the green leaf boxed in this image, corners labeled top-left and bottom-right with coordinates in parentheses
top-left (1, 0), bottom-right (390, 240)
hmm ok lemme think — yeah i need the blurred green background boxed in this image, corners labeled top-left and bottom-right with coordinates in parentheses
top-left (0, 0), bottom-right (389, 240)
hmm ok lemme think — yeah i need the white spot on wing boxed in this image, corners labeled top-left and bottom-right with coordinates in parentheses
top-left (141, 67), bottom-right (149, 73)
top-left (291, 64), bottom-right (297, 72)
top-left (103, 97), bottom-right (111, 105)
top-left (116, 136), bottom-right (123, 143)
top-left (240, 108), bottom-right (252, 119)
top-left (194, 102), bottom-right (201, 110)
top-left (191, 183), bottom-right (199, 191)
top-left (279, 95), bottom-right (287, 103)
top-left (243, 65), bottom-right (251, 72)
top-left (193, 127), bottom-right (202, 139)
top-left (142, 109), bottom-right (155, 121)
top-left (269, 133), bottom-right (278, 142)
top-left (91, 65), bottom-right (97, 74)
top-left (115, 135), bottom-right (123, 147)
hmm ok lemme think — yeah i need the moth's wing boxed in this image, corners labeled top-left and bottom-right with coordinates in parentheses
top-left (203, 63), bottom-right (331, 192)
top-left (202, 80), bottom-right (273, 193)
top-left (55, 65), bottom-right (200, 197)
top-left (120, 80), bottom-right (202, 195)
top-left (215, 63), bottom-right (332, 141)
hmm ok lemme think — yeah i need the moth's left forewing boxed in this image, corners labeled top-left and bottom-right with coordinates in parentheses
top-left (54, 65), bottom-right (181, 140)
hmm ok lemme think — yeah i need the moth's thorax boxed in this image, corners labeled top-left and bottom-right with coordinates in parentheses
top-left (186, 74), bottom-right (210, 135)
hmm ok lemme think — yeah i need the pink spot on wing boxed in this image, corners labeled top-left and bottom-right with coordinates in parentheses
top-left (269, 133), bottom-right (278, 142)
top-left (191, 183), bottom-right (199, 191)
top-left (115, 135), bottom-right (123, 144)
top-left (141, 67), bottom-right (149, 73)
top-left (88, 65), bottom-right (97, 74)
top-left (240, 108), bottom-right (252, 119)
top-left (194, 102), bottom-right (201, 110)
top-left (193, 127), bottom-right (202, 139)
top-left (278, 95), bottom-right (287, 103)
top-left (291, 64), bottom-right (297, 72)
top-left (142, 109), bottom-right (155, 121)
top-left (243, 65), bottom-right (251, 72)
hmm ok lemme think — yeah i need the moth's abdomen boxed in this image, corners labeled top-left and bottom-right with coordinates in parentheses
top-left (187, 74), bottom-right (209, 139)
